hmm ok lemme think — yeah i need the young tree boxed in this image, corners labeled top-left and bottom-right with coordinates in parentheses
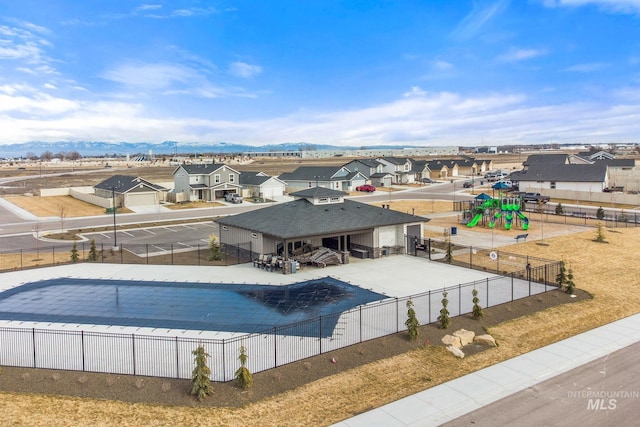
top-left (555, 203), bottom-right (564, 215)
top-left (556, 261), bottom-right (568, 288)
top-left (471, 288), bottom-right (484, 319)
top-left (566, 268), bottom-right (576, 295)
top-left (594, 222), bottom-right (606, 243)
top-left (596, 207), bottom-right (605, 220)
top-left (443, 229), bottom-right (453, 264)
top-left (59, 204), bottom-right (68, 232)
top-left (190, 345), bottom-right (214, 400)
top-left (70, 241), bottom-right (79, 263)
top-left (404, 299), bottom-right (419, 340)
top-left (208, 234), bottom-right (222, 261)
top-left (438, 291), bottom-right (451, 329)
top-left (235, 345), bottom-right (253, 389)
top-left (88, 239), bottom-right (98, 261)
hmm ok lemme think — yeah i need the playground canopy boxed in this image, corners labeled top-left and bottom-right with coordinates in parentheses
top-left (492, 182), bottom-right (510, 189)
top-left (475, 192), bottom-right (492, 200)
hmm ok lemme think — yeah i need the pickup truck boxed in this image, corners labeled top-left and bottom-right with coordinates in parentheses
top-left (224, 193), bottom-right (243, 203)
top-left (522, 192), bottom-right (550, 203)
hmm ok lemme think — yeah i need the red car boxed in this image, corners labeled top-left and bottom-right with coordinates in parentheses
top-left (356, 184), bottom-right (376, 192)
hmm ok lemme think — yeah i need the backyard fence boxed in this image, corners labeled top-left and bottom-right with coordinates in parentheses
top-left (0, 241), bottom-right (254, 273)
top-left (0, 261), bottom-right (559, 381)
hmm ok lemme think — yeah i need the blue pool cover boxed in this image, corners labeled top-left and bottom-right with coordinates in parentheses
top-left (0, 277), bottom-right (387, 337)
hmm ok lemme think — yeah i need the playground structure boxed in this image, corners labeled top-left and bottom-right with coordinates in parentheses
top-left (465, 195), bottom-right (529, 230)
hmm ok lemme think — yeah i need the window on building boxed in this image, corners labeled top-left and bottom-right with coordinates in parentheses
top-left (229, 174), bottom-right (235, 182)
top-left (550, 181), bottom-right (556, 189)
top-left (215, 174), bottom-right (221, 183)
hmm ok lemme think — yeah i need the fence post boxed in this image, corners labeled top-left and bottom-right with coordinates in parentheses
top-left (458, 284), bottom-right (461, 316)
top-left (171, 244), bottom-right (174, 265)
top-left (81, 331), bottom-right (85, 371)
top-left (486, 277), bottom-right (489, 308)
top-left (469, 246), bottom-right (472, 269)
top-left (511, 273), bottom-right (514, 301)
top-left (428, 238), bottom-right (431, 260)
top-left (132, 334), bottom-right (136, 375)
top-left (428, 291), bottom-right (431, 324)
top-left (396, 298), bottom-right (399, 333)
top-left (318, 318), bottom-right (322, 354)
top-left (20, 249), bottom-right (23, 270)
top-left (274, 327), bottom-right (279, 367)
top-left (52, 245), bottom-right (55, 265)
top-left (120, 245), bottom-right (123, 264)
top-left (223, 339), bottom-right (227, 381)
top-left (101, 243), bottom-right (104, 262)
top-left (146, 244), bottom-right (149, 264)
top-left (175, 336), bottom-right (179, 379)
top-left (32, 328), bottom-right (36, 368)
top-left (359, 305), bottom-right (363, 343)
top-left (198, 244), bottom-right (201, 266)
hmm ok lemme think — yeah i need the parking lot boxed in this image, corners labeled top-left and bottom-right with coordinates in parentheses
top-left (80, 222), bottom-right (218, 257)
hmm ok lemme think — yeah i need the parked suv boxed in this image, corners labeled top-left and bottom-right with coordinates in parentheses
top-left (522, 192), bottom-right (550, 203)
top-left (356, 184), bottom-right (376, 192)
top-left (224, 193), bottom-right (243, 203)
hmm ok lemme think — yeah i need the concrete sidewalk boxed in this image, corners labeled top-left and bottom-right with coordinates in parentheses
top-left (333, 313), bottom-right (640, 427)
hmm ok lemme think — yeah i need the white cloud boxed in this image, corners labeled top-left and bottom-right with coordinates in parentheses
top-left (1, 84), bottom-right (640, 147)
top-left (136, 4), bottom-right (162, 12)
top-left (542, 0), bottom-right (640, 14)
top-left (499, 48), bottom-right (547, 62)
top-left (562, 62), bottom-right (608, 72)
top-left (433, 60), bottom-right (454, 70)
top-left (451, 0), bottom-right (510, 40)
top-left (102, 63), bottom-right (196, 89)
top-left (43, 83), bottom-right (56, 90)
top-left (228, 61), bottom-right (263, 78)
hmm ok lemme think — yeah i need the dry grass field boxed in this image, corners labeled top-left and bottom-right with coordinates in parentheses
top-left (1, 224), bottom-right (638, 426)
top-left (5, 195), bottom-right (108, 217)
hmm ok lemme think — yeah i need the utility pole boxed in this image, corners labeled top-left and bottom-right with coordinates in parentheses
top-left (112, 187), bottom-right (118, 250)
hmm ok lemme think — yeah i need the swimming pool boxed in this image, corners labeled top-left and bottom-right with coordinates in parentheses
top-left (0, 277), bottom-right (386, 336)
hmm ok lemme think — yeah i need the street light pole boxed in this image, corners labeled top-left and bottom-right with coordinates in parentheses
top-left (111, 187), bottom-right (118, 249)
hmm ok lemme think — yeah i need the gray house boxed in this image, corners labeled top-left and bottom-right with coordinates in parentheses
top-left (215, 187), bottom-right (425, 261)
top-left (342, 159), bottom-right (393, 187)
top-left (173, 163), bottom-right (242, 201)
top-left (278, 166), bottom-right (367, 193)
top-left (376, 157), bottom-right (415, 184)
top-left (239, 171), bottom-right (287, 200)
top-left (94, 175), bottom-right (166, 207)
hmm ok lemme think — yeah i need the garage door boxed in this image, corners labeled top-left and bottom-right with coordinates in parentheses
top-left (125, 192), bottom-right (157, 206)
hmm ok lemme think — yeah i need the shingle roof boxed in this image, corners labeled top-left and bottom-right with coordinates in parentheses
top-left (517, 163), bottom-right (608, 182)
top-left (290, 187), bottom-right (347, 198)
top-left (523, 154), bottom-right (568, 167)
top-left (216, 198), bottom-right (425, 239)
top-left (278, 166), bottom-right (342, 181)
top-left (239, 171), bottom-right (270, 186)
top-left (94, 175), bottom-right (165, 193)
top-left (176, 163), bottom-right (227, 174)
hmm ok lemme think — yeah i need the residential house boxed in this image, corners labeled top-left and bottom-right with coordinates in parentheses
top-left (239, 171), bottom-right (287, 200)
top-left (94, 175), bottom-right (166, 207)
top-left (376, 157), bottom-right (415, 184)
top-left (426, 160), bottom-right (459, 179)
top-left (278, 166), bottom-right (367, 193)
top-left (341, 159), bottom-right (393, 187)
top-left (173, 163), bottom-right (242, 202)
top-left (410, 160), bottom-right (432, 182)
top-left (512, 163), bottom-right (610, 193)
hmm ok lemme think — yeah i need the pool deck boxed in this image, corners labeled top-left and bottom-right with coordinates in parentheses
top-left (0, 256), bottom-right (498, 338)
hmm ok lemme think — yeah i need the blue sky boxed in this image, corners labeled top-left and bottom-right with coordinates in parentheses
top-left (0, 0), bottom-right (639, 147)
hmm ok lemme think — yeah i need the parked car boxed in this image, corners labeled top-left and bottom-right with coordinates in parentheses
top-left (522, 192), bottom-right (550, 203)
top-left (224, 193), bottom-right (243, 203)
top-left (462, 180), bottom-right (474, 188)
top-left (421, 177), bottom-right (435, 184)
top-left (356, 184), bottom-right (376, 192)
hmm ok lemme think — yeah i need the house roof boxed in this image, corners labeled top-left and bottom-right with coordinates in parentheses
top-left (379, 157), bottom-right (410, 165)
top-left (94, 175), bottom-right (165, 193)
top-left (239, 171), bottom-right (271, 186)
top-left (523, 154), bottom-right (568, 167)
top-left (215, 198), bottom-right (425, 240)
top-left (278, 166), bottom-right (342, 181)
top-left (290, 187), bottom-right (347, 198)
top-left (174, 163), bottom-right (229, 175)
top-left (346, 159), bottom-right (382, 168)
top-left (516, 163), bottom-right (608, 182)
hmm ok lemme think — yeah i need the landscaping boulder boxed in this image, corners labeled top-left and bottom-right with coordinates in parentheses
top-left (446, 345), bottom-right (465, 358)
top-left (474, 334), bottom-right (497, 347)
top-left (441, 334), bottom-right (462, 348)
top-left (453, 329), bottom-right (475, 346)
